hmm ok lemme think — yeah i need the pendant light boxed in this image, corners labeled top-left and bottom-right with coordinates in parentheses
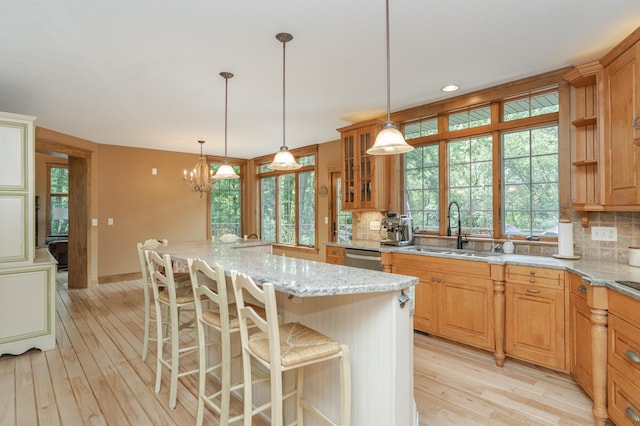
top-left (268, 32), bottom-right (301, 170)
top-left (367, 0), bottom-right (414, 155)
top-left (213, 71), bottom-right (240, 179)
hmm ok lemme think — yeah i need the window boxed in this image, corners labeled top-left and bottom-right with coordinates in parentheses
top-left (502, 125), bottom-right (559, 236)
top-left (448, 105), bottom-right (491, 131)
top-left (405, 144), bottom-right (440, 232)
top-left (503, 90), bottom-right (559, 121)
top-left (403, 86), bottom-right (560, 239)
top-left (48, 165), bottom-right (69, 236)
top-left (404, 116), bottom-right (438, 140)
top-left (210, 164), bottom-right (242, 238)
top-left (448, 136), bottom-right (493, 234)
top-left (257, 148), bottom-right (317, 247)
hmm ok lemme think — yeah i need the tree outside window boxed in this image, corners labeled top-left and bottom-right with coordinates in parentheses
top-left (210, 164), bottom-right (242, 238)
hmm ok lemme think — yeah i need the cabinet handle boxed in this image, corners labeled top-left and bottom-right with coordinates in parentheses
top-left (527, 289), bottom-right (540, 293)
top-left (529, 270), bottom-right (536, 275)
top-left (632, 116), bottom-right (640, 129)
top-left (437, 278), bottom-right (441, 283)
top-left (578, 285), bottom-right (587, 293)
top-left (625, 407), bottom-right (640, 422)
top-left (431, 277), bottom-right (435, 282)
top-left (529, 278), bottom-right (536, 283)
top-left (625, 350), bottom-right (640, 363)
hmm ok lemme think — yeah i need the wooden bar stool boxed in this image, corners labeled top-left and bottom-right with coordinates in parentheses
top-left (136, 239), bottom-right (190, 362)
top-left (231, 270), bottom-right (351, 426)
top-left (145, 250), bottom-right (199, 409)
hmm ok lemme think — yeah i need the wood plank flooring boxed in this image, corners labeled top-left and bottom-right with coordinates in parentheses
top-left (0, 274), bottom-right (596, 425)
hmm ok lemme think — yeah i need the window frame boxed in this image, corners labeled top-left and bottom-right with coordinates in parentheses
top-left (255, 145), bottom-right (318, 249)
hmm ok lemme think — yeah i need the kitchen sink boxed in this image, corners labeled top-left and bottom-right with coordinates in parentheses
top-left (400, 246), bottom-right (502, 258)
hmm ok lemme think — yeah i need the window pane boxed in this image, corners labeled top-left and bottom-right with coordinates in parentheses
top-left (210, 164), bottom-right (241, 237)
top-left (404, 145), bottom-right (440, 232)
top-left (502, 125), bottom-right (559, 237)
top-left (298, 171), bottom-right (315, 246)
top-left (50, 195), bottom-right (68, 235)
top-left (336, 178), bottom-right (352, 241)
top-left (448, 136), bottom-right (492, 234)
top-left (50, 167), bottom-right (68, 193)
top-left (299, 155), bottom-right (315, 166)
top-left (278, 174), bottom-right (296, 244)
top-left (260, 177), bottom-right (276, 241)
top-left (503, 90), bottom-right (559, 121)
top-left (448, 106), bottom-right (490, 131)
top-left (404, 117), bottom-right (438, 140)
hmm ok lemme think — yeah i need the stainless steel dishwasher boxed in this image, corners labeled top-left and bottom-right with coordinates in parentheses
top-left (343, 247), bottom-right (383, 271)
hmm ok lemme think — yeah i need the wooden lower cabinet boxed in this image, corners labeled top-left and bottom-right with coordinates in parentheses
top-left (505, 266), bottom-right (566, 371)
top-left (392, 254), bottom-right (494, 351)
top-left (608, 289), bottom-right (640, 426)
top-left (569, 273), bottom-right (593, 397)
top-left (325, 246), bottom-right (344, 265)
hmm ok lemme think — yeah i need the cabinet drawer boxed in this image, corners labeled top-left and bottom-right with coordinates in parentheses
top-left (608, 366), bottom-right (640, 426)
top-left (325, 246), bottom-right (345, 265)
top-left (393, 254), bottom-right (490, 277)
top-left (506, 265), bottom-right (564, 289)
top-left (608, 314), bottom-right (640, 385)
top-left (609, 289), bottom-right (640, 330)
top-left (569, 274), bottom-right (589, 301)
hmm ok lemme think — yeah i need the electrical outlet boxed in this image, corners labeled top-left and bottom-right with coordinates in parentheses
top-left (591, 226), bottom-right (617, 241)
top-left (370, 220), bottom-right (381, 231)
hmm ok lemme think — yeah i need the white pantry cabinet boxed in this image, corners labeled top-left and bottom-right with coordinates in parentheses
top-left (0, 112), bottom-right (57, 356)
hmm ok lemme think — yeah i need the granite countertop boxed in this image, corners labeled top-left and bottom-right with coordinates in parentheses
top-left (158, 240), bottom-right (418, 298)
top-left (326, 240), bottom-right (640, 300)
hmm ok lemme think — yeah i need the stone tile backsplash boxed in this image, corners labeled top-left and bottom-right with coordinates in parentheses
top-left (352, 210), bottom-right (640, 264)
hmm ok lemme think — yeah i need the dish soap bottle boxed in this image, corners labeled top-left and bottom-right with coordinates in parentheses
top-left (503, 235), bottom-right (514, 254)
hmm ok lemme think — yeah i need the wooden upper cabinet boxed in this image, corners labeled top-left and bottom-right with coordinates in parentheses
top-left (602, 38), bottom-right (640, 207)
top-left (338, 120), bottom-right (388, 211)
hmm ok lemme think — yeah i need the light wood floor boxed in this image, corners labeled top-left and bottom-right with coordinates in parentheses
top-left (0, 275), bottom-right (596, 425)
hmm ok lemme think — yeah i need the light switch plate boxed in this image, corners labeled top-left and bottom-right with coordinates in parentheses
top-left (107, 218), bottom-right (114, 226)
top-left (370, 220), bottom-right (381, 231)
top-left (591, 226), bottom-right (617, 241)
top-left (91, 218), bottom-right (98, 227)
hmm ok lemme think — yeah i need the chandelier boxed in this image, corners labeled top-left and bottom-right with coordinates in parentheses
top-left (183, 140), bottom-right (214, 197)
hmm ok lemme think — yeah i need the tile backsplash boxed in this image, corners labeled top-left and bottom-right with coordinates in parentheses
top-left (351, 210), bottom-right (640, 264)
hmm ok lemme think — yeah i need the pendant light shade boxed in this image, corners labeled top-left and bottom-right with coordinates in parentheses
top-left (367, 0), bottom-right (414, 156)
top-left (214, 71), bottom-right (240, 179)
top-left (268, 32), bottom-right (301, 170)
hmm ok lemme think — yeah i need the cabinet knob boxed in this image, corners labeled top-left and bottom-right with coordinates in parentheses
top-left (529, 278), bottom-right (536, 283)
top-left (578, 285), bottom-right (587, 293)
top-left (431, 277), bottom-right (436, 282)
top-left (625, 350), bottom-right (640, 363)
top-left (625, 407), bottom-right (640, 422)
top-left (632, 116), bottom-right (640, 129)
top-left (526, 288), bottom-right (540, 293)
top-left (437, 278), bottom-right (441, 283)
top-left (529, 270), bottom-right (536, 275)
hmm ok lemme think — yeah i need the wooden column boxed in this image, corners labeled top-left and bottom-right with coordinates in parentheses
top-left (492, 264), bottom-right (506, 367)
top-left (588, 286), bottom-right (609, 425)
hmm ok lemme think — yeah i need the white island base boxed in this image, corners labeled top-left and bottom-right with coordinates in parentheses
top-left (275, 289), bottom-right (416, 426)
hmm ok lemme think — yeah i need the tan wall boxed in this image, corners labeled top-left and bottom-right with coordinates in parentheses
top-left (96, 144), bottom-right (208, 278)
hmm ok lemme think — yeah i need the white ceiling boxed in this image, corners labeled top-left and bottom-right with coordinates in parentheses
top-left (2, 1), bottom-right (640, 159)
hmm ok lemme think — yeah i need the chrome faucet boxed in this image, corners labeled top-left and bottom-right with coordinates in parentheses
top-left (447, 201), bottom-right (468, 250)
top-left (488, 230), bottom-right (502, 253)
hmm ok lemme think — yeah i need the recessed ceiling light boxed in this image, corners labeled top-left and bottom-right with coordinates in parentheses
top-left (441, 84), bottom-right (460, 92)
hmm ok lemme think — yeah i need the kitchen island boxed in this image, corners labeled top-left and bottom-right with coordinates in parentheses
top-left (158, 239), bottom-right (419, 426)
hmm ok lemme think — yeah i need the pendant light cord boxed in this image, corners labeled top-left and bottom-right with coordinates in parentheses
top-left (282, 38), bottom-right (287, 149)
top-left (385, 0), bottom-right (391, 123)
top-left (224, 75), bottom-right (229, 160)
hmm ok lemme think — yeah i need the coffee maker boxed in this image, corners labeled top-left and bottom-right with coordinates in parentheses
top-left (381, 213), bottom-right (413, 246)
